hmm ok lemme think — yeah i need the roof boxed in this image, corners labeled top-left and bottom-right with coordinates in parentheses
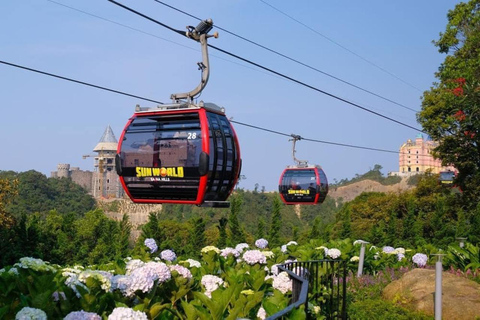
top-left (93, 125), bottom-right (118, 152)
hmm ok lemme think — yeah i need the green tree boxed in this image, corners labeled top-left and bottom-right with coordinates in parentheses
top-left (228, 195), bottom-right (245, 245)
top-left (268, 197), bottom-right (282, 248)
top-left (417, 0), bottom-right (480, 203)
top-left (217, 217), bottom-right (228, 248)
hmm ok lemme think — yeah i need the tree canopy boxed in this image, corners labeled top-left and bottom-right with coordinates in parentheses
top-left (417, 0), bottom-right (480, 203)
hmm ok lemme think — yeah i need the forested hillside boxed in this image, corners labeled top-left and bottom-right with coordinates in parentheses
top-left (1, 166), bottom-right (478, 268)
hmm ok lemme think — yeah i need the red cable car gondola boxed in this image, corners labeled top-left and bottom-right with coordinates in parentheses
top-left (278, 135), bottom-right (328, 205)
top-left (115, 19), bottom-right (241, 207)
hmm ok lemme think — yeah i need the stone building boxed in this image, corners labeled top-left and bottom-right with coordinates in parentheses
top-left (51, 125), bottom-right (123, 199)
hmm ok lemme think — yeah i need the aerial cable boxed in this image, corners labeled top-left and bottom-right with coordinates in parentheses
top-left (151, 0), bottom-right (417, 113)
top-left (259, 0), bottom-right (423, 93)
top-left (108, 0), bottom-right (424, 133)
top-left (1, 58), bottom-right (429, 158)
top-left (0, 60), bottom-right (164, 105)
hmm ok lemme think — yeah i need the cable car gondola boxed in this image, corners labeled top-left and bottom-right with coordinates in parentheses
top-left (278, 135), bottom-right (328, 205)
top-left (439, 170), bottom-right (455, 186)
top-left (115, 19), bottom-right (241, 207)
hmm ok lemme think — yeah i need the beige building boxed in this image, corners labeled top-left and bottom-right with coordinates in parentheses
top-left (396, 134), bottom-right (456, 175)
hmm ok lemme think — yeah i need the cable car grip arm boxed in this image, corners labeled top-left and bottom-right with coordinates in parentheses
top-left (171, 19), bottom-right (219, 102)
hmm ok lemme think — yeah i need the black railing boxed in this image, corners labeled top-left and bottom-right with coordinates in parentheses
top-left (267, 260), bottom-right (348, 320)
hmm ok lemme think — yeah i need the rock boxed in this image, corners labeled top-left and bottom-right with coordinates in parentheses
top-left (382, 268), bottom-right (480, 319)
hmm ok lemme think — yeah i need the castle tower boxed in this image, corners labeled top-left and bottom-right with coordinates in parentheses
top-left (92, 125), bottom-right (123, 198)
top-left (56, 163), bottom-right (71, 178)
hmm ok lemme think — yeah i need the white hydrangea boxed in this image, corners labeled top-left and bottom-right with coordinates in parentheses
top-left (261, 251), bottom-right (275, 259)
top-left (242, 250), bottom-right (267, 265)
top-left (235, 243), bottom-right (249, 252)
top-left (272, 271), bottom-right (292, 294)
top-left (15, 307), bottom-right (47, 320)
top-left (184, 259), bottom-right (201, 268)
top-left (8, 268), bottom-right (19, 276)
top-left (63, 272), bottom-right (89, 298)
top-left (108, 307), bottom-right (148, 320)
top-left (125, 259), bottom-right (145, 275)
top-left (257, 306), bottom-right (267, 320)
top-left (15, 257), bottom-right (56, 272)
top-left (327, 248), bottom-right (341, 259)
top-left (220, 247), bottom-right (240, 258)
top-left (201, 274), bottom-right (224, 298)
top-left (201, 246), bottom-right (221, 254)
top-left (350, 256), bottom-right (360, 262)
top-left (169, 264), bottom-right (192, 280)
top-left (64, 310), bottom-right (102, 320)
top-left (78, 270), bottom-right (114, 292)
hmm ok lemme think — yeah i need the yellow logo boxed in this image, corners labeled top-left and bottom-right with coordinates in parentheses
top-left (136, 167), bottom-right (184, 178)
top-left (288, 189), bottom-right (310, 195)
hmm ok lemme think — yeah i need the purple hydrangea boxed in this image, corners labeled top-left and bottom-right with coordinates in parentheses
top-left (160, 249), bottom-right (177, 262)
top-left (412, 253), bottom-right (428, 267)
top-left (382, 246), bottom-right (395, 254)
top-left (64, 311), bottom-right (102, 320)
top-left (255, 238), bottom-right (269, 249)
top-left (144, 238), bottom-right (158, 253)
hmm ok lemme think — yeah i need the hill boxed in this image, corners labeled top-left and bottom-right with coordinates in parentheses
top-left (329, 176), bottom-right (414, 204)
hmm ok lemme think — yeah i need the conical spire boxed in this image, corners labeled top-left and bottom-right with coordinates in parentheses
top-left (93, 125), bottom-right (118, 152)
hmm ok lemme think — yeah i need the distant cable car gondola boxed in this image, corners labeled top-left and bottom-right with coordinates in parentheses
top-left (115, 19), bottom-right (241, 207)
top-left (278, 135), bottom-right (328, 205)
top-left (439, 170), bottom-right (455, 186)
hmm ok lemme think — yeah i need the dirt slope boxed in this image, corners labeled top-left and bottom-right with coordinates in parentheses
top-left (328, 177), bottom-right (413, 203)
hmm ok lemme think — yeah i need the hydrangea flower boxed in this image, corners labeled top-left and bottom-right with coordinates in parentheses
top-left (257, 306), bottom-right (267, 320)
top-left (144, 238), bottom-right (158, 253)
top-left (382, 246), bottom-right (395, 254)
top-left (169, 264), bottom-right (192, 280)
top-left (270, 264), bottom-right (279, 276)
top-left (52, 291), bottom-right (67, 302)
top-left (14, 257), bottom-right (56, 272)
top-left (15, 307), bottom-right (47, 320)
top-left (201, 274), bottom-right (224, 298)
top-left (125, 259), bottom-right (145, 275)
top-left (116, 261), bottom-right (171, 297)
top-left (184, 259), bottom-right (201, 268)
top-left (201, 246), bottom-right (221, 254)
top-left (412, 253), bottom-right (428, 267)
top-left (397, 253), bottom-right (405, 261)
top-left (262, 251), bottom-right (275, 259)
top-left (78, 270), bottom-right (114, 292)
top-left (8, 268), bottom-right (19, 276)
top-left (63, 272), bottom-right (89, 298)
top-left (395, 247), bottom-right (406, 254)
top-left (160, 249), bottom-right (177, 262)
top-left (255, 238), bottom-right (269, 249)
top-left (220, 247), bottom-right (240, 258)
top-left (327, 248), bottom-right (341, 259)
top-left (235, 243), bottom-right (249, 252)
top-left (281, 245), bottom-right (288, 253)
top-left (242, 250), bottom-right (267, 265)
top-left (108, 307), bottom-right (148, 320)
top-left (64, 310), bottom-right (102, 320)
top-left (272, 271), bottom-right (292, 294)
top-left (316, 246), bottom-right (329, 256)
top-left (350, 256), bottom-right (360, 262)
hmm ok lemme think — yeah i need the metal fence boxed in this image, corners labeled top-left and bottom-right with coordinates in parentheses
top-left (267, 260), bottom-right (348, 320)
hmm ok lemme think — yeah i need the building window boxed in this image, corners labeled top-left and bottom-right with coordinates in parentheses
top-left (416, 167), bottom-right (419, 172)
top-left (408, 167), bottom-right (411, 172)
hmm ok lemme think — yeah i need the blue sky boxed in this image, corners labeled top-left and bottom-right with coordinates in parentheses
top-left (0, 0), bottom-right (461, 191)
